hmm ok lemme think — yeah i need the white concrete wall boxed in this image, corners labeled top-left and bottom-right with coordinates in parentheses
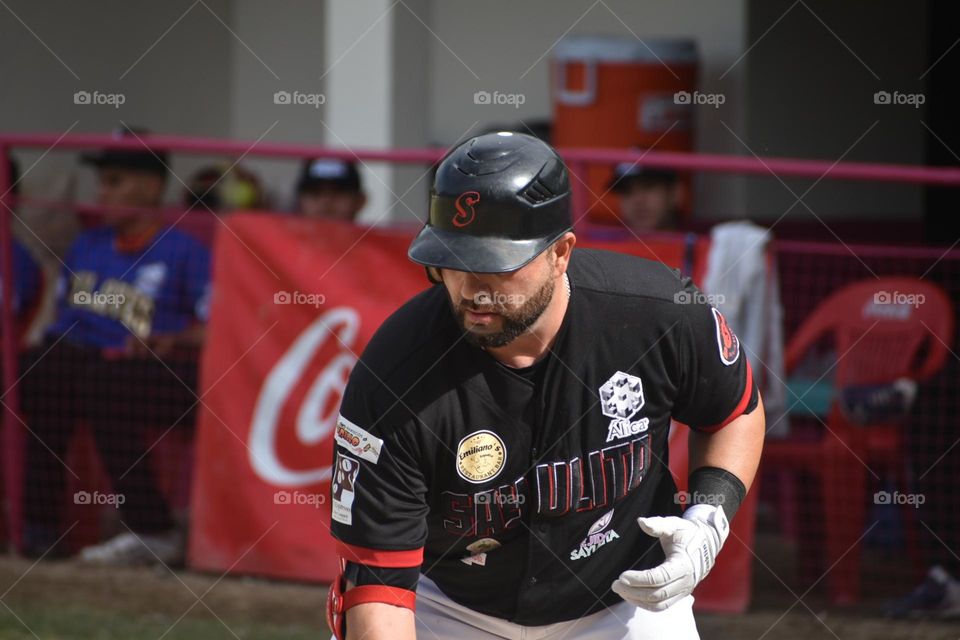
top-left (0, 0), bottom-right (233, 206)
top-left (427, 0), bottom-right (750, 218)
top-left (229, 0), bottom-right (325, 210)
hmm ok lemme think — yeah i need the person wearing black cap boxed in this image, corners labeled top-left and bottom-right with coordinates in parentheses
top-left (81, 125), bottom-right (169, 232)
top-left (296, 158), bottom-right (366, 221)
top-left (17, 126), bottom-right (211, 565)
top-left (610, 159), bottom-right (683, 232)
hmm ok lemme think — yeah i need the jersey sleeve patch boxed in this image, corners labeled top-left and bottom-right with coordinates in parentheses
top-left (711, 307), bottom-right (740, 365)
top-left (335, 414), bottom-right (383, 464)
top-left (331, 452), bottom-right (361, 525)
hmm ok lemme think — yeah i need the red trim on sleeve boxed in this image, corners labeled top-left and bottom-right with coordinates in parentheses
top-left (698, 360), bottom-right (755, 433)
top-left (335, 541), bottom-right (424, 568)
top-left (342, 585), bottom-right (416, 612)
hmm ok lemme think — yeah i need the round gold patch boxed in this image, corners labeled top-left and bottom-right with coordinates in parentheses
top-left (456, 430), bottom-right (506, 484)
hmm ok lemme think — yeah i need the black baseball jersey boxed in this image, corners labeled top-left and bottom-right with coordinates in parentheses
top-left (330, 248), bottom-right (757, 626)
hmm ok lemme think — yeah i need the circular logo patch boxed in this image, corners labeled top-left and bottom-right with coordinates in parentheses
top-left (456, 430), bottom-right (506, 484)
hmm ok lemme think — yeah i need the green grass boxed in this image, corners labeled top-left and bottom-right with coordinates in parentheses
top-left (0, 602), bottom-right (324, 640)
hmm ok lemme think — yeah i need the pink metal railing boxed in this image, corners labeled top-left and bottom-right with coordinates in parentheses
top-left (2, 131), bottom-right (960, 549)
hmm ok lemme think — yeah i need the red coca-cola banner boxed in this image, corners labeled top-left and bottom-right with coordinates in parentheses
top-left (189, 214), bottom-right (427, 581)
top-left (188, 213), bottom-right (753, 611)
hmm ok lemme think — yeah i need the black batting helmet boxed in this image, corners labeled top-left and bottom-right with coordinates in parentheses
top-left (408, 132), bottom-right (572, 274)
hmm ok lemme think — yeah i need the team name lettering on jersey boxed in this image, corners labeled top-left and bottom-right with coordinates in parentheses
top-left (442, 478), bottom-right (527, 537)
top-left (536, 436), bottom-right (649, 515)
top-left (440, 435), bottom-right (649, 536)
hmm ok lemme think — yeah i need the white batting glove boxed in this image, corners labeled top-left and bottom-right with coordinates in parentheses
top-left (611, 504), bottom-right (729, 611)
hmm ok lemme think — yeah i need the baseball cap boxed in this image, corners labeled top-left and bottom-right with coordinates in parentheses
top-left (81, 125), bottom-right (168, 176)
top-left (296, 158), bottom-right (362, 194)
top-left (609, 157), bottom-right (677, 192)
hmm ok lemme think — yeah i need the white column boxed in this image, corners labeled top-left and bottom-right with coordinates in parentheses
top-left (324, 0), bottom-right (431, 225)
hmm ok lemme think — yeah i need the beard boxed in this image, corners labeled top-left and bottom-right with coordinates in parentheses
top-left (448, 275), bottom-right (556, 349)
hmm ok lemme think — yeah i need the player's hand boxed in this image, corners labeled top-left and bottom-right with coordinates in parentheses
top-left (611, 504), bottom-right (729, 611)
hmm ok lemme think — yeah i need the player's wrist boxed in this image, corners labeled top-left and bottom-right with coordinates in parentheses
top-left (682, 503), bottom-right (730, 547)
top-left (686, 465), bottom-right (746, 521)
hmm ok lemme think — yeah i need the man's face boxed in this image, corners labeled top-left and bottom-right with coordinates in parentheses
top-left (298, 185), bottom-right (366, 221)
top-left (440, 250), bottom-right (557, 349)
top-left (96, 167), bottom-right (166, 225)
top-left (617, 179), bottom-right (678, 231)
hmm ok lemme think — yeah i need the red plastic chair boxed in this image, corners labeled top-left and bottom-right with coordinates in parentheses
top-left (764, 277), bottom-right (954, 605)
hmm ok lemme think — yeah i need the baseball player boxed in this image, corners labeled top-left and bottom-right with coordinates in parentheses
top-left (328, 132), bottom-right (765, 639)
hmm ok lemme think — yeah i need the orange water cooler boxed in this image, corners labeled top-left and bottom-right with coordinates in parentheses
top-left (552, 36), bottom-right (698, 225)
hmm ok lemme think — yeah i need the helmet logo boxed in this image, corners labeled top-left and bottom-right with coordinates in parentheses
top-left (452, 191), bottom-right (480, 227)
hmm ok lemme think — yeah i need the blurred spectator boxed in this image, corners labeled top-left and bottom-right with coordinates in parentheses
top-left (183, 164), bottom-right (265, 213)
top-left (184, 166), bottom-right (223, 211)
top-left (610, 160), bottom-right (682, 232)
top-left (295, 158), bottom-right (366, 221)
top-left (1, 157), bottom-right (44, 342)
top-left (18, 126), bottom-right (210, 565)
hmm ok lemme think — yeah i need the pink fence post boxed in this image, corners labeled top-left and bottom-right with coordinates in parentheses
top-left (0, 145), bottom-right (22, 550)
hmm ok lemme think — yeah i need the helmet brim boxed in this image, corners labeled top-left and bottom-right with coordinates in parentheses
top-left (407, 225), bottom-right (566, 274)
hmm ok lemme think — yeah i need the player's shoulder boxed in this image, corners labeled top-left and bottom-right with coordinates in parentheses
top-left (568, 247), bottom-right (691, 303)
top-left (353, 284), bottom-right (457, 388)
